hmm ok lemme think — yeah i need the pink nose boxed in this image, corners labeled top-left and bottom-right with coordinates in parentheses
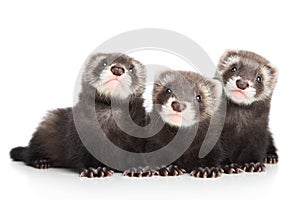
top-left (171, 101), bottom-right (186, 112)
top-left (236, 79), bottom-right (249, 90)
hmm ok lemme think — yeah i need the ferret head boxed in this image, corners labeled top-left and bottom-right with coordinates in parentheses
top-left (83, 53), bottom-right (146, 99)
top-left (217, 50), bottom-right (278, 105)
top-left (153, 71), bottom-right (221, 127)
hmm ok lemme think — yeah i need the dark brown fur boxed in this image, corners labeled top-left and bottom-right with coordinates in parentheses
top-left (143, 71), bottom-right (224, 178)
top-left (10, 53), bottom-right (147, 177)
top-left (217, 50), bottom-right (278, 173)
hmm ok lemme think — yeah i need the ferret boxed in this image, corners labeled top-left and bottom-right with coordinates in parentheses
top-left (10, 53), bottom-right (147, 178)
top-left (216, 50), bottom-right (278, 173)
top-left (124, 70), bottom-right (224, 178)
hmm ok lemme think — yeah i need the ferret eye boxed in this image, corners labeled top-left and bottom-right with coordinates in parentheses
top-left (99, 60), bottom-right (108, 67)
top-left (129, 65), bottom-right (134, 73)
top-left (256, 76), bottom-right (262, 83)
top-left (231, 65), bottom-right (237, 72)
top-left (165, 88), bottom-right (172, 94)
top-left (196, 95), bottom-right (202, 102)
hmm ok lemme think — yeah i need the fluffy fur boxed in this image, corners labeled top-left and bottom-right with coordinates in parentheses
top-left (10, 53), bottom-right (147, 177)
top-left (130, 71), bottom-right (224, 178)
top-left (216, 50), bottom-right (279, 173)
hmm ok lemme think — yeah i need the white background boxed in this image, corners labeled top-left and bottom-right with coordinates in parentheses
top-left (0, 0), bottom-right (299, 199)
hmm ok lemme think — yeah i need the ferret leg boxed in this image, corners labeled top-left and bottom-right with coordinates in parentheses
top-left (264, 131), bottom-right (278, 164)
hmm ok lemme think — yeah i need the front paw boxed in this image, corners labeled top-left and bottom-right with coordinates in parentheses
top-left (123, 166), bottom-right (153, 177)
top-left (190, 167), bottom-right (222, 178)
top-left (243, 162), bottom-right (266, 173)
top-left (154, 165), bottom-right (186, 176)
top-left (222, 163), bottom-right (243, 174)
top-left (80, 167), bottom-right (113, 178)
top-left (264, 154), bottom-right (278, 164)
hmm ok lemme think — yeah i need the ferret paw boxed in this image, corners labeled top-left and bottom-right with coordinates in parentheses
top-left (80, 167), bottom-right (113, 178)
top-left (190, 167), bottom-right (222, 178)
top-left (264, 154), bottom-right (278, 164)
top-left (33, 159), bottom-right (51, 169)
top-left (123, 166), bottom-right (153, 177)
top-left (222, 163), bottom-right (243, 174)
top-left (153, 165), bottom-right (186, 176)
top-left (243, 162), bottom-right (266, 173)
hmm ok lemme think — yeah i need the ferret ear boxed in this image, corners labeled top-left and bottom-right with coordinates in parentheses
top-left (206, 78), bottom-right (223, 111)
top-left (218, 49), bottom-right (240, 69)
top-left (265, 63), bottom-right (279, 90)
top-left (132, 59), bottom-right (144, 68)
top-left (84, 53), bottom-right (108, 66)
top-left (85, 53), bottom-right (99, 65)
top-left (154, 71), bottom-right (164, 83)
top-left (154, 70), bottom-right (175, 85)
top-left (220, 49), bottom-right (240, 60)
top-left (132, 59), bottom-right (146, 78)
top-left (152, 71), bottom-right (170, 95)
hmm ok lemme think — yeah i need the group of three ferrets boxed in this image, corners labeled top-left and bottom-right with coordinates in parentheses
top-left (10, 50), bottom-right (278, 178)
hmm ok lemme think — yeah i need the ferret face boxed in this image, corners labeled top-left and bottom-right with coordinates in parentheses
top-left (153, 71), bottom-right (220, 127)
top-left (83, 53), bottom-right (146, 99)
top-left (217, 50), bottom-right (278, 105)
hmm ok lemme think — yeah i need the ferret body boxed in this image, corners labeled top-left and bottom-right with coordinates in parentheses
top-left (10, 53), bottom-right (147, 177)
top-left (124, 71), bottom-right (224, 178)
top-left (216, 50), bottom-right (278, 173)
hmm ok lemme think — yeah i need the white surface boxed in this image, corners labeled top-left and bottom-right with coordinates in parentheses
top-left (0, 0), bottom-right (299, 199)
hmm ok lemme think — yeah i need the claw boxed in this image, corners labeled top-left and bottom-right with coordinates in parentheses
top-left (123, 170), bottom-right (128, 176)
top-left (153, 170), bottom-right (159, 175)
top-left (203, 171), bottom-right (207, 178)
top-left (108, 170), bottom-right (113, 176)
top-left (163, 169), bottom-right (168, 176)
top-left (190, 170), bottom-right (196, 176)
top-left (196, 171), bottom-right (200, 178)
top-left (229, 168), bottom-right (235, 174)
top-left (80, 172), bottom-right (85, 177)
top-left (173, 170), bottom-right (178, 176)
top-left (146, 171), bottom-right (151, 177)
top-left (211, 171), bottom-right (216, 178)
